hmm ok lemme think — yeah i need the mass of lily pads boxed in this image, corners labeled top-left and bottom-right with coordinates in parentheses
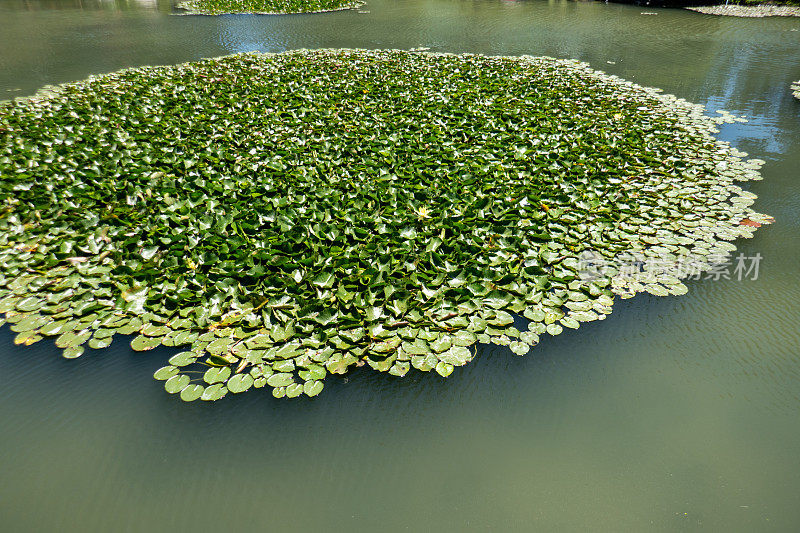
top-left (176, 0), bottom-right (360, 15)
top-left (0, 49), bottom-right (771, 401)
top-left (793, 80), bottom-right (800, 100)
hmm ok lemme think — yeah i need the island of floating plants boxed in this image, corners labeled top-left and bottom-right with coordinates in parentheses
top-left (176, 0), bottom-right (362, 15)
top-left (793, 80), bottom-right (800, 100)
top-left (0, 49), bottom-right (772, 401)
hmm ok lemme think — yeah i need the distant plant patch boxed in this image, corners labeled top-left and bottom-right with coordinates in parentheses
top-left (0, 49), bottom-right (771, 401)
top-left (176, 0), bottom-right (361, 15)
top-left (792, 80), bottom-right (800, 100)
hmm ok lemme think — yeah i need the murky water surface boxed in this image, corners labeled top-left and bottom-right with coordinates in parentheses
top-left (1, 1), bottom-right (799, 530)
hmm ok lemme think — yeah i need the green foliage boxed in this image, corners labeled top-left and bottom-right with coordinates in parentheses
top-left (0, 49), bottom-right (770, 401)
top-left (609, 0), bottom-right (800, 6)
top-left (177, 0), bottom-right (361, 15)
top-left (733, 0), bottom-right (800, 6)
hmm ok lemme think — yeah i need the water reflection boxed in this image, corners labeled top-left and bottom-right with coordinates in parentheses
top-left (217, 15), bottom-right (286, 53)
top-left (0, 0), bottom-right (172, 11)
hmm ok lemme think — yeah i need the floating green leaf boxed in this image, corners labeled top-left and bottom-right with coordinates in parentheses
top-left (509, 341), bottom-right (530, 356)
top-left (303, 380), bottom-right (324, 397)
top-left (180, 384), bottom-right (204, 402)
top-left (165, 375), bottom-right (191, 394)
top-left (285, 383), bottom-right (304, 398)
top-left (55, 330), bottom-right (91, 349)
top-left (201, 383), bottom-right (227, 401)
top-left (266, 373), bottom-right (295, 388)
top-left (88, 336), bottom-right (113, 350)
top-left (169, 351), bottom-right (198, 367)
top-left (438, 346), bottom-right (472, 366)
top-left (14, 330), bottom-right (42, 346)
top-left (154, 366), bottom-right (180, 381)
top-left (227, 373), bottom-right (254, 394)
top-left (131, 334), bottom-right (161, 352)
top-left (63, 346), bottom-right (84, 359)
top-left (204, 366), bottom-right (231, 384)
top-left (176, 0), bottom-right (362, 15)
top-left (0, 49), bottom-right (771, 402)
top-left (435, 361), bottom-right (454, 378)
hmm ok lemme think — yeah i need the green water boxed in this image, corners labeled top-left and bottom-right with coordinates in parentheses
top-left (1, 1), bottom-right (799, 531)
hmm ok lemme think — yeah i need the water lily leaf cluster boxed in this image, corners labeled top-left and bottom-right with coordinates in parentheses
top-left (176, 0), bottom-right (361, 15)
top-left (793, 80), bottom-right (800, 100)
top-left (0, 49), bottom-right (771, 401)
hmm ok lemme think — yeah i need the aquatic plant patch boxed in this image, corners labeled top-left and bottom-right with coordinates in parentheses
top-left (793, 80), bottom-right (800, 100)
top-left (176, 0), bottom-right (361, 15)
top-left (686, 5), bottom-right (800, 17)
top-left (0, 49), bottom-right (771, 401)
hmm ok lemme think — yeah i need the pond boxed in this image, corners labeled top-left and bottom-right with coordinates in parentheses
top-left (1, 0), bottom-right (799, 530)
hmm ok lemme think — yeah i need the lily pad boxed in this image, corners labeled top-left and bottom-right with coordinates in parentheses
top-left (437, 346), bottom-right (472, 366)
top-left (266, 373), bottom-right (295, 388)
top-left (63, 346), bottom-right (85, 359)
top-left (55, 330), bottom-right (91, 349)
top-left (165, 374), bottom-right (191, 394)
top-left (131, 334), bottom-right (161, 352)
top-left (285, 383), bottom-right (304, 398)
top-left (509, 341), bottom-right (530, 356)
top-left (154, 366), bottom-right (180, 381)
top-left (201, 383), bottom-right (227, 401)
top-left (169, 351), bottom-right (198, 367)
top-left (204, 366), bottom-right (232, 385)
top-left (180, 384), bottom-right (205, 402)
top-left (303, 380), bottom-right (324, 397)
top-left (227, 373), bottom-right (254, 394)
top-left (88, 336), bottom-right (113, 350)
top-left (435, 361), bottom-right (454, 378)
top-left (0, 49), bottom-right (771, 401)
top-left (14, 330), bottom-right (43, 346)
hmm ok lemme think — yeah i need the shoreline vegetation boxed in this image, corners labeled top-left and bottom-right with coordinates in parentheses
top-left (686, 4), bottom-right (800, 16)
top-left (0, 49), bottom-right (771, 401)
top-left (175, 0), bottom-right (362, 15)
top-left (601, 0), bottom-right (800, 17)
